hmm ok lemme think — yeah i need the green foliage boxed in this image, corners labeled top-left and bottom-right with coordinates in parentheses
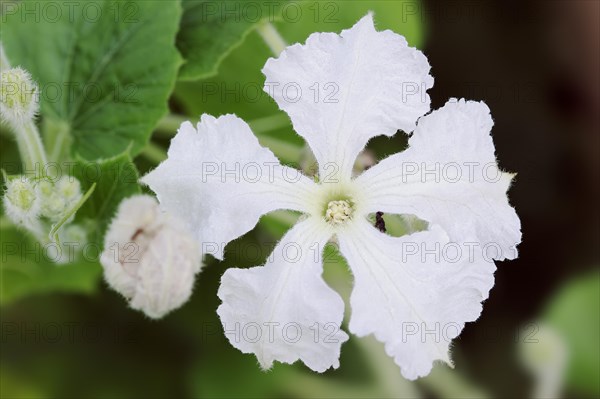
top-left (544, 271), bottom-right (600, 396)
top-left (0, 124), bottom-right (140, 305)
top-left (276, 0), bottom-right (425, 48)
top-left (1, 0), bottom-right (182, 160)
top-left (0, 226), bottom-right (101, 305)
top-left (72, 152), bottom-right (141, 243)
top-left (177, 0), bottom-right (264, 81)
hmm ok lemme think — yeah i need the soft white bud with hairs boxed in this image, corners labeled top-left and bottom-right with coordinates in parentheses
top-left (37, 176), bottom-right (83, 222)
top-left (101, 195), bottom-right (202, 319)
top-left (3, 176), bottom-right (41, 226)
top-left (0, 67), bottom-right (39, 126)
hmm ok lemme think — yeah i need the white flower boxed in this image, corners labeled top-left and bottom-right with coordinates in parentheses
top-left (0, 66), bottom-right (38, 126)
top-left (142, 14), bottom-right (521, 379)
top-left (100, 195), bottom-right (203, 319)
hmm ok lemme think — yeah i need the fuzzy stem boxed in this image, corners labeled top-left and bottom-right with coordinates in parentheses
top-left (44, 119), bottom-right (72, 162)
top-left (155, 113), bottom-right (185, 135)
top-left (258, 136), bottom-right (303, 164)
top-left (1, 42), bottom-right (48, 173)
top-left (0, 42), bottom-right (10, 71)
top-left (15, 120), bottom-right (48, 174)
top-left (248, 113), bottom-right (290, 134)
top-left (256, 21), bottom-right (287, 56)
top-left (141, 141), bottom-right (167, 164)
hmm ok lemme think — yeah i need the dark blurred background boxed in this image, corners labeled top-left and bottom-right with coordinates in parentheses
top-left (422, 0), bottom-right (599, 396)
top-left (1, 1), bottom-right (598, 398)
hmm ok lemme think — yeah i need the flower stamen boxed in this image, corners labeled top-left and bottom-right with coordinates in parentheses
top-left (325, 200), bottom-right (353, 225)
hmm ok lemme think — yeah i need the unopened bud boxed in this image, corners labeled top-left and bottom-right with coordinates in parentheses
top-left (3, 176), bottom-right (40, 225)
top-left (38, 176), bottom-right (83, 222)
top-left (61, 224), bottom-right (87, 243)
top-left (101, 195), bottom-right (202, 319)
top-left (56, 177), bottom-right (81, 202)
top-left (0, 67), bottom-right (39, 126)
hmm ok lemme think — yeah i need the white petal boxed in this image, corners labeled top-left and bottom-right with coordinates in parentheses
top-left (141, 114), bottom-right (316, 260)
top-left (338, 218), bottom-right (496, 380)
top-left (356, 99), bottom-right (521, 260)
top-left (217, 218), bottom-right (348, 372)
top-left (263, 13), bottom-right (433, 180)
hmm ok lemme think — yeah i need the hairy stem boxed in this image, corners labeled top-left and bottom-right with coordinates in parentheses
top-left (0, 42), bottom-right (9, 71)
top-left (256, 21), bottom-right (288, 56)
top-left (141, 141), bottom-right (167, 164)
top-left (44, 119), bottom-right (72, 162)
top-left (1, 42), bottom-right (48, 173)
top-left (15, 121), bottom-right (48, 174)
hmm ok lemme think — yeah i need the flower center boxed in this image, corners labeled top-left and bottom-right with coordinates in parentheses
top-left (325, 200), bottom-right (353, 225)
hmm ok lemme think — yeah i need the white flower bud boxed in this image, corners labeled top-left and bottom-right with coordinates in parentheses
top-left (100, 195), bottom-right (202, 319)
top-left (0, 67), bottom-right (39, 125)
top-left (3, 176), bottom-right (40, 225)
top-left (56, 176), bottom-right (82, 203)
top-left (38, 176), bottom-right (83, 222)
top-left (61, 223), bottom-right (87, 243)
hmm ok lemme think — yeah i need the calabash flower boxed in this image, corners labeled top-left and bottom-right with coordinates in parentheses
top-left (100, 195), bottom-right (202, 319)
top-left (142, 14), bottom-right (521, 379)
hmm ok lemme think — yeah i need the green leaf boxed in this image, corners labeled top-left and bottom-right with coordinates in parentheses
top-left (259, 210), bottom-right (299, 238)
top-left (177, 0), bottom-right (263, 81)
top-left (1, 0), bottom-right (182, 160)
top-left (0, 123), bottom-right (140, 306)
top-left (188, 348), bottom-right (296, 399)
top-left (1, 367), bottom-right (49, 399)
top-left (275, 0), bottom-right (425, 49)
top-left (0, 226), bottom-right (101, 306)
top-left (544, 271), bottom-right (600, 396)
top-left (72, 152), bottom-right (141, 243)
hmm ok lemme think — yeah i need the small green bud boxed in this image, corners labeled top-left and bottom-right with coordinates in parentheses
top-left (56, 177), bottom-right (82, 202)
top-left (37, 178), bottom-right (54, 197)
top-left (41, 191), bottom-right (67, 219)
top-left (3, 176), bottom-right (40, 224)
top-left (61, 224), bottom-right (87, 244)
top-left (37, 176), bottom-right (83, 222)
